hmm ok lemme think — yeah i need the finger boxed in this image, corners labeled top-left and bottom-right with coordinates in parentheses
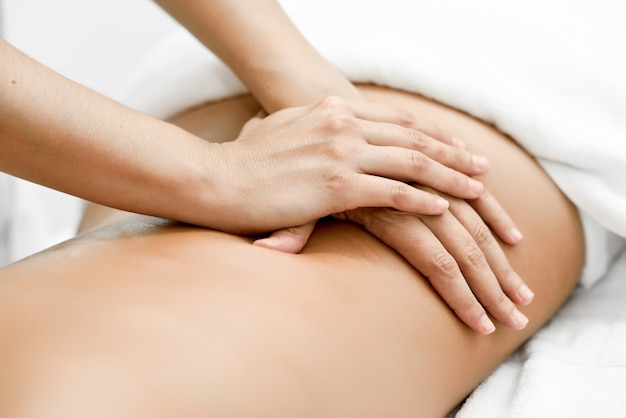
top-left (253, 221), bottom-right (316, 254)
top-left (358, 119), bottom-right (488, 176)
top-left (346, 207), bottom-right (495, 335)
top-left (468, 186), bottom-right (523, 245)
top-left (423, 200), bottom-right (530, 331)
top-left (418, 212), bottom-right (508, 334)
top-left (347, 99), bottom-right (466, 148)
top-left (358, 145), bottom-right (485, 199)
top-left (449, 198), bottom-right (533, 307)
top-left (345, 174), bottom-right (449, 215)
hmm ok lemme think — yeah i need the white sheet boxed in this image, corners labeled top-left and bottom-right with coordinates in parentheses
top-left (113, 1), bottom-right (626, 415)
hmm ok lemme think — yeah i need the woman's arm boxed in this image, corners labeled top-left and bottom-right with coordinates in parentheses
top-left (154, 0), bottom-right (469, 148)
top-left (1, 39), bottom-right (465, 233)
top-left (154, 0), bottom-right (360, 112)
top-left (0, 40), bottom-right (216, 223)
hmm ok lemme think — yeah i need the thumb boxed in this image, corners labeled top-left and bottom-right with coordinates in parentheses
top-left (239, 110), bottom-right (268, 134)
top-left (253, 221), bottom-right (317, 254)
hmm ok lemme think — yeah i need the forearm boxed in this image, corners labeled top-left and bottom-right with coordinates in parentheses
top-left (0, 39), bottom-right (220, 224)
top-left (2, 39), bottom-right (461, 234)
top-left (154, 0), bottom-right (359, 112)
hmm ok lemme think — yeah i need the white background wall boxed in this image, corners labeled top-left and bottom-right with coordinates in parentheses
top-left (4, 0), bottom-right (180, 95)
top-left (2, 0), bottom-right (184, 263)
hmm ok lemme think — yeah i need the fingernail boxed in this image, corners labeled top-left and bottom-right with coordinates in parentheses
top-left (470, 179), bottom-right (484, 195)
top-left (437, 197), bottom-right (449, 211)
top-left (510, 227), bottom-right (523, 243)
top-left (452, 136), bottom-right (467, 148)
top-left (512, 310), bottom-right (529, 329)
top-left (472, 155), bottom-right (490, 171)
top-left (517, 284), bottom-right (534, 304)
top-left (253, 237), bottom-right (278, 246)
top-left (479, 314), bottom-right (496, 334)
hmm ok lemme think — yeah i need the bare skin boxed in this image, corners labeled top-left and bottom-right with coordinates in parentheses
top-left (0, 85), bottom-right (583, 417)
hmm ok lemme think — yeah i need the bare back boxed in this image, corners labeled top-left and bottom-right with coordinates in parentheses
top-left (0, 86), bottom-right (583, 417)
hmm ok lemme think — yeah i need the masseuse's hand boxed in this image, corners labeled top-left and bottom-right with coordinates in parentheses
top-left (215, 97), bottom-right (487, 234)
top-left (337, 187), bottom-right (533, 335)
top-left (251, 109), bottom-right (506, 251)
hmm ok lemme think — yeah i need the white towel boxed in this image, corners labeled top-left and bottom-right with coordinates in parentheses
top-left (457, 250), bottom-right (626, 417)
top-left (0, 173), bottom-right (11, 267)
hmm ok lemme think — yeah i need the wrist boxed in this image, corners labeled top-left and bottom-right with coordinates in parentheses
top-left (239, 60), bottom-right (361, 113)
top-left (157, 133), bottom-right (230, 229)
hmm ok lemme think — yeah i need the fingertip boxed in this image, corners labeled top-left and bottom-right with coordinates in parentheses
top-left (509, 227), bottom-right (524, 244)
top-left (497, 226), bottom-right (523, 245)
top-left (472, 155), bottom-right (490, 172)
top-left (510, 309), bottom-right (530, 330)
top-left (516, 283), bottom-right (535, 305)
top-left (436, 197), bottom-right (450, 212)
top-left (252, 236), bottom-right (279, 249)
top-left (253, 237), bottom-right (303, 254)
top-left (478, 314), bottom-right (496, 335)
top-left (415, 194), bottom-right (449, 215)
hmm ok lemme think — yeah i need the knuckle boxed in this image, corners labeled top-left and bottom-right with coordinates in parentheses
top-left (471, 222), bottom-right (494, 247)
top-left (453, 148), bottom-right (474, 170)
top-left (497, 264), bottom-right (518, 284)
top-left (325, 168), bottom-right (351, 195)
top-left (483, 291), bottom-right (509, 312)
top-left (454, 295), bottom-right (480, 316)
top-left (409, 151), bottom-right (429, 174)
top-left (347, 208), bottom-right (405, 237)
top-left (285, 226), bottom-right (300, 234)
top-left (394, 109), bottom-right (416, 127)
top-left (323, 136), bottom-right (360, 162)
top-left (429, 141), bottom-right (449, 162)
top-left (430, 249), bottom-right (458, 276)
top-left (408, 129), bottom-right (428, 149)
top-left (324, 113), bottom-right (358, 133)
top-left (317, 95), bottom-right (347, 111)
top-left (450, 172), bottom-right (468, 192)
top-left (463, 243), bottom-right (486, 269)
top-left (362, 208), bottom-right (397, 231)
top-left (389, 182), bottom-right (413, 207)
top-left (370, 208), bottom-right (401, 225)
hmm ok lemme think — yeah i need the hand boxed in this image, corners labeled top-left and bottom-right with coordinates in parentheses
top-left (342, 187), bottom-right (532, 334)
top-left (257, 185), bottom-right (531, 335)
top-left (212, 96), bottom-right (489, 234)
top-left (253, 100), bottom-right (522, 253)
